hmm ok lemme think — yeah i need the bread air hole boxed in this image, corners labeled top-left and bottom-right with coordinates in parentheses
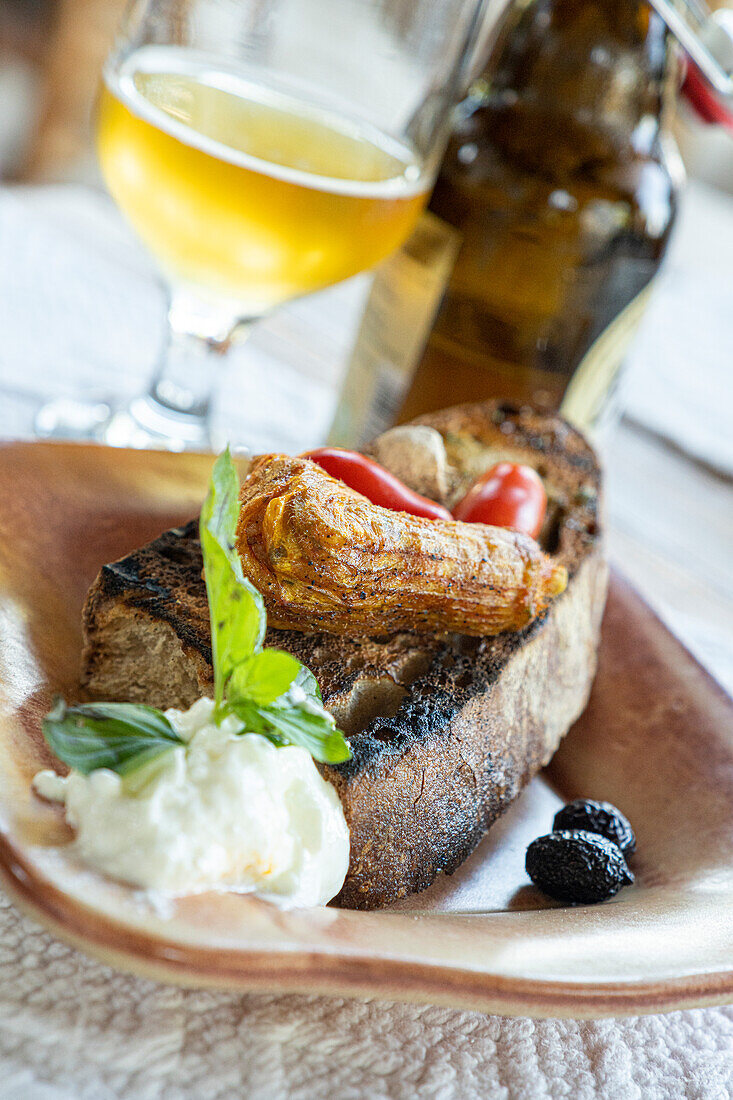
top-left (328, 675), bottom-right (407, 738)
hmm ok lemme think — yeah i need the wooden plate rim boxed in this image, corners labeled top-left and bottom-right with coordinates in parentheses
top-left (2, 830), bottom-right (732, 1018)
top-left (0, 440), bottom-right (731, 1018)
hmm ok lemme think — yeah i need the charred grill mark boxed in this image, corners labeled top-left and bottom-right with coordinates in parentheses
top-left (93, 523), bottom-right (212, 666)
top-left (100, 560), bottom-right (171, 601)
top-left (419, 406), bottom-right (601, 494)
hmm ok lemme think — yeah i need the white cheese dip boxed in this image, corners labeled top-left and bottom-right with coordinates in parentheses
top-left (33, 698), bottom-right (350, 908)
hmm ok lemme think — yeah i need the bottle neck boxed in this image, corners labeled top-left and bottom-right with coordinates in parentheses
top-left (471, 0), bottom-right (676, 160)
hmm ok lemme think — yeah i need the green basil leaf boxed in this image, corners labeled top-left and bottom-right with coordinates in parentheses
top-left (229, 697), bottom-right (351, 764)
top-left (199, 448), bottom-right (267, 706)
top-left (258, 706), bottom-right (352, 764)
top-left (228, 649), bottom-right (300, 706)
top-left (291, 664), bottom-right (323, 704)
top-left (225, 698), bottom-right (287, 746)
top-left (42, 699), bottom-right (184, 777)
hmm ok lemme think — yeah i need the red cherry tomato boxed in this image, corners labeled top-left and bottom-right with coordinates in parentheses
top-left (452, 462), bottom-right (547, 538)
top-left (302, 447), bottom-right (452, 521)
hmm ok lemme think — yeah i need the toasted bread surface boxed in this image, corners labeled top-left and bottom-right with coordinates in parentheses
top-left (81, 402), bottom-right (607, 909)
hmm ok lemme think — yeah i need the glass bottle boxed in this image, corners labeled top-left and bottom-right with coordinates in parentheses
top-left (391, 0), bottom-right (683, 431)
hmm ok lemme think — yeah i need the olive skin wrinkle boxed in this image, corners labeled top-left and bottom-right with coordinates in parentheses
top-left (553, 799), bottom-right (636, 854)
top-left (526, 830), bottom-right (634, 904)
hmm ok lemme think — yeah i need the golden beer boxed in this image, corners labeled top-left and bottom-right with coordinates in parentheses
top-left (97, 47), bottom-right (428, 310)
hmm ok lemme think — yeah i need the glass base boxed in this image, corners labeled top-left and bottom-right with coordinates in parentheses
top-left (34, 395), bottom-right (213, 452)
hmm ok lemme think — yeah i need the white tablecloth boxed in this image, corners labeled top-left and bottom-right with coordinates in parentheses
top-left (0, 182), bottom-right (731, 1099)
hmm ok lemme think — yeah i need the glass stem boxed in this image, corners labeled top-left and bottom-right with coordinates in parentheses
top-left (126, 286), bottom-right (257, 450)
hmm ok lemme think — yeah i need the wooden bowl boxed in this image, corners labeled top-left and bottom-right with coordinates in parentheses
top-left (0, 441), bottom-right (731, 1017)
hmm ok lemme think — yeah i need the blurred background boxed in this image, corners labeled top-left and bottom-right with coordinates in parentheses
top-left (3, 0), bottom-right (733, 187)
top-left (0, 0), bottom-right (122, 183)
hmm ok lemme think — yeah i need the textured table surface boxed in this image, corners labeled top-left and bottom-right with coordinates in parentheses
top-left (0, 181), bottom-right (731, 1099)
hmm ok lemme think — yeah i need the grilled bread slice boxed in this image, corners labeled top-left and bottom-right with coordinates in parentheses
top-left (81, 401), bottom-right (607, 909)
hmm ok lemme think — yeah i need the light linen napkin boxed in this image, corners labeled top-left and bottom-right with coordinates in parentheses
top-left (0, 893), bottom-right (731, 1100)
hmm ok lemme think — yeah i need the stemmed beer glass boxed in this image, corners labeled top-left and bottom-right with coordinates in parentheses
top-left (40, 0), bottom-right (490, 449)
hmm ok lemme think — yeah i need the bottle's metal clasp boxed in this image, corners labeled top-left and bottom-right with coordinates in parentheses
top-left (649, 0), bottom-right (733, 99)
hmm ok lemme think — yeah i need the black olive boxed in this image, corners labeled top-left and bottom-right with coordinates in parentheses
top-left (553, 799), bottom-right (636, 854)
top-left (526, 830), bottom-right (634, 904)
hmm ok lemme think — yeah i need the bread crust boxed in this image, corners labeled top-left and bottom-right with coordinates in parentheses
top-left (81, 401), bottom-right (607, 909)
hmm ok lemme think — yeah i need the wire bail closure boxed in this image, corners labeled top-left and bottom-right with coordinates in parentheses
top-left (649, 0), bottom-right (733, 99)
